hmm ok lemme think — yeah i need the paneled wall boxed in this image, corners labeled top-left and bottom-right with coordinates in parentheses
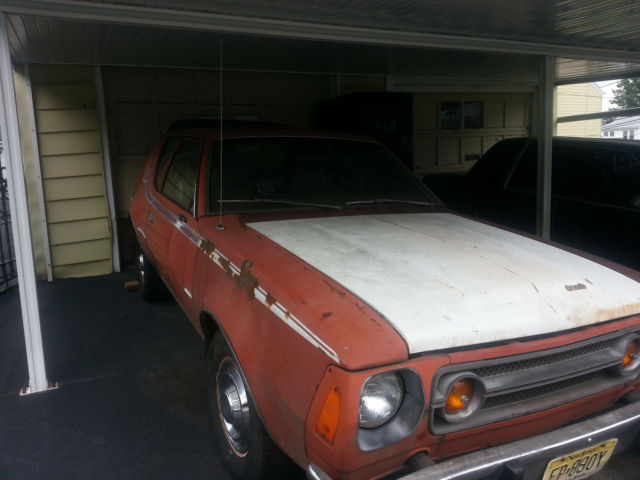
top-left (102, 67), bottom-right (335, 219)
top-left (413, 93), bottom-right (531, 175)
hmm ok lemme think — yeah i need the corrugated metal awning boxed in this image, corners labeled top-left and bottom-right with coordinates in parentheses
top-left (1, 0), bottom-right (640, 83)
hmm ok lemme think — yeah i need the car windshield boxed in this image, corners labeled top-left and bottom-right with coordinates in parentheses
top-left (207, 137), bottom-right (438, 213)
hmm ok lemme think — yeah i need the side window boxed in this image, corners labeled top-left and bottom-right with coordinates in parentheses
top-left (155, 137), bottom-right (181, 189)
top-left (161, 139), bottom-right (202, 213)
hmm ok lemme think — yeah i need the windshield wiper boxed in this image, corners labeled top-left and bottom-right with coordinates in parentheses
top-left (344, 199), bottom-right (435, 207)
top-left (219, 198), bottom-right (342, 211)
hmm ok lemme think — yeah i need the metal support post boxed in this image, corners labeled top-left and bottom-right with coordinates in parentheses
top-left (536, 56), bottom-right (554, 240)
top-left (0, 13), bottom-right (55, 394)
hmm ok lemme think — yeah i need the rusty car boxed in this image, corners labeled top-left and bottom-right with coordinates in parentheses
top-left (129, 120), bottom-right (640, 480)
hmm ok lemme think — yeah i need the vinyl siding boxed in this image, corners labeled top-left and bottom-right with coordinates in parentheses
top-left (30, 64), bottom-right (112, 279)
top-left (556, 83), bottom-right (603, 138)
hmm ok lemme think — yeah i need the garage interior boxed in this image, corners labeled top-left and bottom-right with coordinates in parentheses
top-left (2, 1), bottom-right (640, 478)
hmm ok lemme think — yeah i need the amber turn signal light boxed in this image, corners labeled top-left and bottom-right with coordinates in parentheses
top-left (445, 378), bottom-right (473, 414)
top-left (623, 338), bottom-right (639, 368)
top-left (315, 386), bottom-right (341, 444)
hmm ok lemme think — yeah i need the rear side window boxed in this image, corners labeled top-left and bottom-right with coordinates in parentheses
top-left (160, 139), bottom-right (202, 213)
top-left (155, 137), bottom-right (181, 189)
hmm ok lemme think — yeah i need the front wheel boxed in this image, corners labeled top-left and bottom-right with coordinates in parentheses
top-left (206, 334), bottom-right (296, 480)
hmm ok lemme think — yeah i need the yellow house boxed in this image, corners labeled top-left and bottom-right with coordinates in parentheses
top-left (556, 82), bottom-right (603, 137)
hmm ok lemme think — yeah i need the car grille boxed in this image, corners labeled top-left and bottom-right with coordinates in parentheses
top-left (429, 328), bottom-right (639, 434)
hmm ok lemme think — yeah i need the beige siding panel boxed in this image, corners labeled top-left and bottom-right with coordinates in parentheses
top-left (30, 64), bottom-right (113, 279)
top-left (51, 238), bottom-right (111, 266)
top-left (44, 175), bottom-right (106, 201)
top-left (557, 83), bottom-right (603, 138)
top-left (33, 84), bottom-right (96, 110)
top-left (53, 259), bottom-right (112, 279)
top-left (48, 218), bottom-right (111, 246)
top-left (41, 153), bottom-right (104, 179)
top-left (38, 131), bottom-right (101, 156)
top-left (46, 197), bottom-right (109, 223)
top-left (36, 109), bottom-right (99, 133)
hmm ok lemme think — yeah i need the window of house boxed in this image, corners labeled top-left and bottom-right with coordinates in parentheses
top-left (161, 139), bottom-right (202, 213)
top-left (440, 101), bottom-right (484, 130)
top-left (440, 102), bottom-right (461, 129)
top-left (624, 130), bottom-right (629, 139)
top-left (463, 101), bottom-right (484, 128)
top-left (631, 130), bottom-right (635, 140)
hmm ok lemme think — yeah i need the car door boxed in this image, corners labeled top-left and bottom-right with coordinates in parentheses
top-left (149, 136), bottom-right (204, 314)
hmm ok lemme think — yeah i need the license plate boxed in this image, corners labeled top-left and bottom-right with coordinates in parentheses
top-left (541, 439), bottom-right (618, 480)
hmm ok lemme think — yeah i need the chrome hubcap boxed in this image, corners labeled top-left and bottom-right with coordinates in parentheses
top-left (217, 358), bottom-right (250, 456)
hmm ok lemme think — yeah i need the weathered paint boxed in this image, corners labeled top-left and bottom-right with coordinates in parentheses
top-left (248, 213), bottom-right (640, 354)
top-left (129, 129), bottom-right (640, 480)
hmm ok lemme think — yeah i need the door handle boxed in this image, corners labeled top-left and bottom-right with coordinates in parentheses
top-left (178, 214), bottom-right (187, 223)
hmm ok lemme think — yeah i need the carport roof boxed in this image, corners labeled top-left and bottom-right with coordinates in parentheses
top-left (1, 0), bottom-right (640, 84)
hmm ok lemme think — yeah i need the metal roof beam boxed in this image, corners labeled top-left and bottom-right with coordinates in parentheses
top-left (557, 107), bottom-right (640, 123)
top-left (3, 0), bottom-right (640, 64)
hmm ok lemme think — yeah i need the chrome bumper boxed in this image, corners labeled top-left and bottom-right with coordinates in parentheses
top-left (306, 396), bottom-right (640, 480)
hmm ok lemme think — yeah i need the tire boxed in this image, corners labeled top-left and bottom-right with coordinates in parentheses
top-left (138, 252), bottom-right (167, 301)
top-left (205, 333), bottom-right (296, 480)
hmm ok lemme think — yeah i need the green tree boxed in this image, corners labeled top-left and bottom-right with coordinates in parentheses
top-left (611, 79), bottom-right (640, 109)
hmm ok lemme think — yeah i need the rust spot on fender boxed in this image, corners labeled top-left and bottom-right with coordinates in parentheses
top-left (219, 257), bottom-right (234, 277)
top-left (237, 260), bottom-right (259, 297)
top-left (200, 239), bottom-right (215, 256)
top-left (265, 293), bottom-right (277, 307)
top-left (320, 312), bottom-right (333, 321)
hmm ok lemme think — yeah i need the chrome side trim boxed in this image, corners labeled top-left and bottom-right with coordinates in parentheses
top-left (142, 169), bottom-right (341, 364)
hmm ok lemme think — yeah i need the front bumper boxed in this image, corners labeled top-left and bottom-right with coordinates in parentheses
top-left (306, 395), bottom-right (640, 480)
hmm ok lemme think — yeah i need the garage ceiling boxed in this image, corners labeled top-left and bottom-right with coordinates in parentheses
top-left (2, 0), bottom-right (640, 83)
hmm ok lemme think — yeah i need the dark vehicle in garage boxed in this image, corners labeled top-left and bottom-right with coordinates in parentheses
top-left (425, 137), bottom-right (640, 270)
top-left (130, 121), bottom-right (640, 480)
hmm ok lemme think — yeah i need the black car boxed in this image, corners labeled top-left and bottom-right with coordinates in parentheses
top-left (425, 137), bottom-right (640, 270)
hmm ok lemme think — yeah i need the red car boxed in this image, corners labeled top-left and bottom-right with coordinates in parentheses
top-left (130, 119), bottom-right (640, 480)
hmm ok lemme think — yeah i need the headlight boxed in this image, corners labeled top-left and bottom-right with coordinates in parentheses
top-left (439, 373), bottom-right (485, 423)
top-left (359, 371), bottom-right (404, 428)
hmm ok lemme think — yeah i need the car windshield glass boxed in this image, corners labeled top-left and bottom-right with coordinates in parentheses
top-left (207, 137), bottom-right (437, 213)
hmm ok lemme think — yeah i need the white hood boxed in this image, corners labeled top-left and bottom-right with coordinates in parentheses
top-left (249, 213), bottom-right (640, 354)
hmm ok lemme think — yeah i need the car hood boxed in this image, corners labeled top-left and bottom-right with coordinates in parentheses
top-left (248, 213), bottom-right (640, 354)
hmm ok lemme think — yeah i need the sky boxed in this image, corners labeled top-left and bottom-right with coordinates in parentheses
top-left (595, 80), bottom-right (619, 111)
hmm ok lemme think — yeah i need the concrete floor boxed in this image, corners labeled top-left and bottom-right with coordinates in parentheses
top-left (0, 273), bottom-right (638, 479)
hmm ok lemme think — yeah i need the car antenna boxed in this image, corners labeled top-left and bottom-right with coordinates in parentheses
top-left (216, 39), bottom-right (225, 231)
